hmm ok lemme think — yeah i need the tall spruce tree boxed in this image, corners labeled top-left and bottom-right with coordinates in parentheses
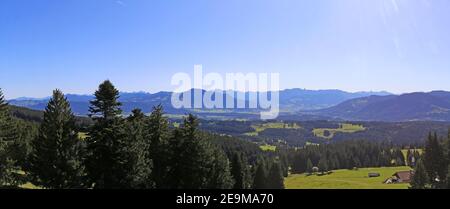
top-left (252, 160), bottom-right (267, 189)
top-left (0, 89), bottom-right (19, 187)
top-left (207, 147), bottom-right (234, 189)
top-left (146, 105), bottom-right (170, 188)
top-left (410, 159), bottom-right (429, 189)
top-left (447, 165), bottom-right (450, 189)
top-left (306, 159), bottom-right (313, 174)
top-left (27, 90), bottom-right (85, 188)
top-left (423, 132), bottom-right (447, 188)
top-left (166, 114), bottom-right (231, 189)
top-left (406, 149), bottom-right (412, 167)
top-left (230, 152), bottom-right (251, 189)
top-left (318, 158), bottom-right (329, 174)
top-left (85, 80), bottom-right (129, 188)
top-left (267, 162), bottom-right (285, 189)
top-left (124, 109), bottom-right (153, 188)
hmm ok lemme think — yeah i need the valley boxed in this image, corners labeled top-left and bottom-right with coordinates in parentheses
top-left (4, 86), bottom-right (450, 190)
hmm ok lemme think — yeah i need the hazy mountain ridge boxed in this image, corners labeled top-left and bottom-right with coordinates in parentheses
top-left (315, 91), bottom-right (450, 121)
top-left (8, 88), bottom-right (391, 116)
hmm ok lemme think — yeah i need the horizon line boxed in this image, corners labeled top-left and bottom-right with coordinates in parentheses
top-left (6, 87), bottom-right (450, 100)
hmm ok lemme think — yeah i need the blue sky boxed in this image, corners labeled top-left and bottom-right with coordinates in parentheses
top-left (1, 0), bottom-right (450, 99)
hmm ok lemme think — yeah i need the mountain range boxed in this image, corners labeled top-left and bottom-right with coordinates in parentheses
top-left (8, 89), bottom-right (390, 116)
top-left (314, 91), bottom-right (450, 122)
top-left (10, 88), bottom-right (450, 122)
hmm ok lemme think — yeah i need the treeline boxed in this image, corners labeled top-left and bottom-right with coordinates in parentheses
top-left (288, 140), bottom-right (406, 174)
top-left (197, 120), bottom-right (450, 146)
top-left (9, 105), bottom-right (93, 129)
top-left (410, 132), bottom-right (450, 189)
top-left (0, 81), bottom-right (284, 189)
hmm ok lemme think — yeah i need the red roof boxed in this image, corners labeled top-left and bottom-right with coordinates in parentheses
top-left (394, 171), bottom-right (413, 182)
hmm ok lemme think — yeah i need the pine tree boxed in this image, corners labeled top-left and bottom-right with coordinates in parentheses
top-left (306, 159), bottom-right (313, 174)
top-left (166, 114), bottom-right (228, 189)
top-left (394, 148), bottom-right (405, 166)
top-left (0, 89), bottom-right (19, 188)
top-left (230, 152), bottom-right (251, 189)
top-left (85, 80), bottom-right (129, 188)
top-left (27, 89), bottom-right (85, 188)
top-left (252, 160), bottom-right (267, 189)
top-left (318, 158), bottom-right (329, 174)
top-left (406, 149), bottom-right (412, 167)
top-left (279, 153), bottom-right (289, 177)
top-left (207, 148), bottom-right (234, 189)
top-left (410, 159), bottom-right (429, 189)
top-left (146, 105), bottom-right (170, 188)
top-left (447, 165), bottom-right (450, 189)
top-left (124, 109), bottom-right (153, 188)
top-left (266, 162), bottom-right (284, 189)
top-left (423, 132), bottom-right (447, 188)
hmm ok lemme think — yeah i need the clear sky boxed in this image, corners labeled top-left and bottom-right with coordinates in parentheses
top-left (1, 0), bottom-right (450, 99)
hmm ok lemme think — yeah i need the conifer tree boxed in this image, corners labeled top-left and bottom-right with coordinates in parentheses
top-left (406, 149), bottom-right (412, 167)
top-left (85, 80), bottom-right (129, 188)
top-left (230, 152), bottom-right (251, 189)
top-left (124, 109), bottom-right (153, 188)
top-left (252, 160), bottom-right (267, 189)
top-left (410, 159), bottom-right (429, 189)
top-left (166, 114), bottom-right (231, 189)
top-left (447, 165), bottom-right (450, 189)
top-left (146, 105), bottom-right (170, 188)
top-left (0, 89), bottom-right (19, 187)
top-left (27, 89), bottom-right (85, 188)
top-left (318, 158), bottom-right (329, 174)
top-left (423, 132), bottom-right (447, 188)
top-left (267, 162), bottom-right (284, 189)
top-left (306, 158), bottom-right (313, 174)
top-left (279, 154), bottom-right (289, 177)
top-left (207, 148), bottom-right (234, 189)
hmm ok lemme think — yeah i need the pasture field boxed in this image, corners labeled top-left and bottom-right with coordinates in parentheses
top-left (78, 132), bottom-right (88, 140)
top-left (260, 144), bottom-right (277, 151)
top-left (313, 123), bottom-right (366, 139)
top-left (245, 122), bottom-right (301, 136)
top-left (285, 166), bottom-right (411, 189)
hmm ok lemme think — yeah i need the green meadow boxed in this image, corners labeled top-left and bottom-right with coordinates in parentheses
top-left (313, 123), bottom-right (366, 139)
top-left (245, 122), bottom-right (301, 136)
top-left (260, 144), bottom-right (277, 152)
top-left (285, 166), bottom-right (411, 189)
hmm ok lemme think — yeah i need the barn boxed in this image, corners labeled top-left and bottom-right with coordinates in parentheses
top-left (384, 171), bottom-right (414, 184)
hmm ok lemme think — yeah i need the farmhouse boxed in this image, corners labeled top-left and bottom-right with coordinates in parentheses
top-left (384, 171), bottom-right (413, 184)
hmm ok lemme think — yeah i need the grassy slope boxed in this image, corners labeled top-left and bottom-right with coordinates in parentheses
top-left (245, 122), bottom-right (301, 136)
top-left (313, 123), bottom-right (365, 139)
top-left (260, 144), bottom-right (277, 151)
top-left (285, 166), bottom-right (411, 189)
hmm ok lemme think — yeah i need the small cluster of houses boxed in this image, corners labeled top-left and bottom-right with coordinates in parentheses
top-left (368, 170), bottom-right (414, 184)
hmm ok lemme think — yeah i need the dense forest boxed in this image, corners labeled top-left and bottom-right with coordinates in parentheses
top-left (409, 133), bottom-right (450, 189)
top-left (0, 81), bottom-right (284, 189)
top-left (2, 81), bottom-right (450, 189)
top-left (200, 120), bottom-right (450, 146)
top-left (288, 140), bottom-right (407, 174)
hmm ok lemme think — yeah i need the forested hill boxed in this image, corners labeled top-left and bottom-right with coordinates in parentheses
top-left (315, 91), bottom-right (450, 121)
top-left (9, 105), bottom-right (93, 127)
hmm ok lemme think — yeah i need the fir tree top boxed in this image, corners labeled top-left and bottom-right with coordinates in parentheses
top-left (89, 80), bottom-right (122, 119)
